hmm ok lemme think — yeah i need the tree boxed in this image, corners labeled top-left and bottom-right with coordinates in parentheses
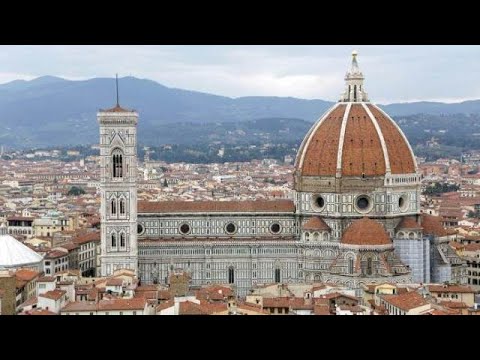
top-left (468, 210), bottom-right (480, 218)
top-left (68, 186), bottom-right (85, 196)
top-left (163, 178), bottom-right (168, 187)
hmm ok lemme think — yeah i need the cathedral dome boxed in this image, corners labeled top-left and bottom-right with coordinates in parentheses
top-left (295, 52), bottom-right (417, 180)
top-left (341, 217), bottom-right (391, 246)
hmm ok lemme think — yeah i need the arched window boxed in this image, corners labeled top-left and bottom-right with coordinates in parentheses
top-left (119, 199), bottom-right (125, 215)
top-left (112, 150), bottom-right (123, 178)
top-left (367, 257), bottom-right (373, 275)
top-left (111, 233), bottom-right (117, 248)
top-left (111, 199), bottom-right (116, 215)
top-left (275, 268), bottom-right (281, 283)
top-left (348, 257), bottom-right (354, 275)
top-left (228, 266), bottom-right (234, 284)
top-left (354, 84), bottom-right (357, 102)
top-left (120, 233), bottom-right (126, 248)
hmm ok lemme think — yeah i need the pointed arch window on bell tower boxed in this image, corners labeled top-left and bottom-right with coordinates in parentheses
top-left (111, 199), bottom-right (117, 215)
top-left (112, 149), bottom-right (124, 178)
top-left (119, 198), bottom-right (125, 215)
top-left (111, 233), bottom-right (117, 248)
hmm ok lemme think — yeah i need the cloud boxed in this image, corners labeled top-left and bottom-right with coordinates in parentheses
top-left (0, 45), bottom-right (479, 103)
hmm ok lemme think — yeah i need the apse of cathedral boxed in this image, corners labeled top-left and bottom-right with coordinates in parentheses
top-left (98, 53), bottom-right (467, 296)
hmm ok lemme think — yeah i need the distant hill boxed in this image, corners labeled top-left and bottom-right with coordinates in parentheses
top-left (1, 76), bottom-right (480, 148)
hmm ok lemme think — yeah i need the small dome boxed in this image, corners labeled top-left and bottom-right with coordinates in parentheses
top-left (303, 217), bottom-right (331, 231)
top-left (341, 217), bottom-right (391, 246)
top-left (0, 232), bottom-right (44, 269)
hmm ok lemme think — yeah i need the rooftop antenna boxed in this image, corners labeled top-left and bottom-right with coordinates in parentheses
top-left (116, 74), bottom-right (119, 106)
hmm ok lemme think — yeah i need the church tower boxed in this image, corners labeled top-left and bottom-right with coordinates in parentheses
top-left (98, 78), bottom-right (138, 276)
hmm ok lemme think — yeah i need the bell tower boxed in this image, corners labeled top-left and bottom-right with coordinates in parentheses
top-left (98, 76), bottom-right (138, 276)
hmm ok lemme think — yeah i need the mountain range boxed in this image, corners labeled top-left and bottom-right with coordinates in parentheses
top-left (1, 76), bottom-right (480, 148)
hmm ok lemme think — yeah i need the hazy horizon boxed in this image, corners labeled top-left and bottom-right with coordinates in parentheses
top-left (0, 45), bottom-right (479, 104)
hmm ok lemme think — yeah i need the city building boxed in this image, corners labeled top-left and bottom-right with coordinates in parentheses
top-left (98, 52), bottom-right (466, 296)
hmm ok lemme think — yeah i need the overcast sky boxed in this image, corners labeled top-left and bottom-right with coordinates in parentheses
top-left (0, 45), bottom-right (478, 104)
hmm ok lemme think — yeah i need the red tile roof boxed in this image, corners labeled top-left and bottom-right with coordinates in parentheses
top-left (73, 231), bottom-right (100, 244)
top-left (97, 298), bottom-right (147, 311)
top-left (439, 301), bottom-right (468, 309)
top-left (39, 290), bottom-right (66, 301)
top-left (367, 105), bottom-right (415, 174)
top-left (381, 292), bottom-right (429, 311)
top-left (303, 217), bottom-right (331, 231)
top-left (396, 216), bottom-right (422, 230)
top-left (15, 269), bottom-right (40, 282)
top-left (341, 217), bottom-right (391, 246)
top-left (464, 243), bottom-right (480, 252)
top-left (421, 214), bottom-right (448, 237)
top-left (37, 276), bottom-right (56, 283)
top-left (299, 105), bottom-right (346, 176)
top-left (106, 278), bottom-right (123, 287)
top-left (138, 200), bottom-right (295, 213)
top-left (156, 299), bottom-right (175, 312)
top-left (428, 285), bottom-right (474, 294)
top-left (28, 309), bottom-right (56, 315)
top-left (61, 301), bottom-right (97, 312)
top-left (45, 250), bottom-right (68, 259)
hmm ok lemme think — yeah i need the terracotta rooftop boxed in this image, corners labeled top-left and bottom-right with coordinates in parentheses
top-left (106, 278), bottom-right (124, 287)
top-left (439, 301), bottom-right (468, 309)
top-left (428, 285), bottom-right (474, 294)
top-left (61, 301), bottom-right (97, 312)
top-left (28, 309), bottom-right (57, 315)
top-left (138, 200), bottom-right (295, 213)
top-left (337, 305), bottom-right (365, 313)
top-left (97, 298), bottom-right (146, 311)
top-left (38, 276), bottom-right (56, 283)
top-left (341, 217), bottom-right (391, 246)
top-left (7, 216), bottom-right (34, 221)
top-left (396, 216), bottom-right (423, 230)
top-left (15, 269), bottom-right (40, 282)
top-left (303, 217), bottom-right (331, 231)
top-left (421, 214), bottom-right (448, 237)
top-left (296, 103), bottom-right (415, 178)
top-left (156, 299), bottom-right (174, 312)
top-left (381, 292), bottom-right (429, 311)
top-left (464, 243), bottom-right (480, 252)
top-left (59, 242), bottom-right (80, 251)
top-left (39, 290), bottom-right (66, 301)
top-left (73, 231), bottom-right (100, 244)
top-left (45, 250), bottom-right (68, 259)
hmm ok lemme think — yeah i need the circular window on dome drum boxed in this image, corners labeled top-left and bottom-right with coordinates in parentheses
top-left (398, 194), bottom-right (409, 212)
top-left (179, 223), bottom-right (191, 235)
top-left (312, 195), bottom-right (326, 211)
top-left (137, 223), bottom-right (145, 235)
top-left (355, 195), bottom-right (372, 213)
top-left (225, 222), bottom-right (237, 234)
top-left (270, 223), bottom-right (281, 234)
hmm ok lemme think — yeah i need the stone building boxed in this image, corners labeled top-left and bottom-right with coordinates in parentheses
top-left (99, 52), bottom-right (466, 296)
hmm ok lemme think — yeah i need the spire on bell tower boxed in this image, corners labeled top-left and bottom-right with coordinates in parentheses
top-left (340, 50), bottom-right (369, 103)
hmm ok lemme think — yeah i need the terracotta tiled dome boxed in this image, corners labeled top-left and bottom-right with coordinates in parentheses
top-left (295, 103), bottom-right (416, 177)
top-left (295, 52), bottom-right (416, 179)
top-left (341, 217), bottom-right (391, 246)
